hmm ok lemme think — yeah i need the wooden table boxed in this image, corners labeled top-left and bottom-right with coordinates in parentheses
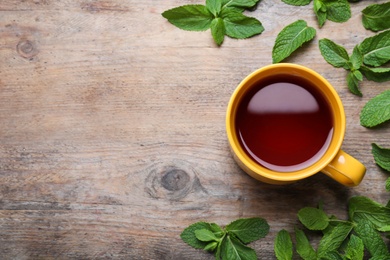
top-left (0, 0), bottom-right (389, 259)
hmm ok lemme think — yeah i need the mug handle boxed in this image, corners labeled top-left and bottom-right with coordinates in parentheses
top-left (321, 150), bottom-right (366, 186)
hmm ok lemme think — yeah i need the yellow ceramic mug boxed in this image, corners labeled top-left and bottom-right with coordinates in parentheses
top-left (226, 63), bottom-right (366, 186)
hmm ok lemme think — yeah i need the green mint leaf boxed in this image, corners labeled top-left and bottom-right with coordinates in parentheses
top-left (162, 5), bottom-right (213, 31)
top-left (272, 20), bottom-right (316, 63)
top-left (360, 89), bottom-right (390, 128)
top-left (346, 71), bottom-right (362, 97)
top-left (314, 0), bottom-right (327, 27)
top-left (210, 222), bottom-right (225, 235)
top-left (295, 228), bottom-right (317, 260)
top-left (370, 256), bottom-right (390, 260)
top-left (195, 229), bottom-right (221, 242)
top-left (362, 2), bottom-right (390, 32)
top-left (345, 234), bottom-right (364, 260)
top-left (206, 0), bottom-right (222, 16)
top-left (181, 222), bottom-right (222, 249)
top-left (222, 0), bottom-right (260, 9)
top-left (274, 230), bottom-right (293, 260)
top-left (320, 251), bottom-right (344, 260)
top-left (225, 217), bottom-right (270, 244)
top-left (349, 196), bottom-right (390, 230)
top-left (314, 0), bottom-right (325, 12)
top-left (317, 222), bottom-right (353, 257)
top-left (298, 207), bottom-right (330, 230)
top-left (350, 45), bottom-right (363, 70)
top-left (282, 0), bottom-right (311, 6)
top-left (387, 177), bottom-right (390, 192)
top-left (372, 143), bottom-right (390, 172)
top-left (319, 38), bottom-right (350, 68)
top-left (216, 241), bottom-right (222, 260)
top-left (353, 219), bottom-right (390, 257)
top-left (353, 70), bottom-right (363, 81)
top-left (220, 235), bottom-right (258, 260)
top-left (359, 29), bottom-right (390, 67)
top-left (360, 66), bottom-right (390, 82)
top-left (323, 0), bottom-right (351, 23)
top-left (221, 0), bottom-right (245, 13)
top-left (204, 241), bottom-right (219, 252)
top-left (314, 0), bottom-right (351, 27)
top-left (378, 225), bottom-right (390, 232)
top-left (361, 66), bottom-right (390, 82)
top-left (211, 18), bottom-right (226, 45)
top-left (221, 9), bottom-right (264, 39)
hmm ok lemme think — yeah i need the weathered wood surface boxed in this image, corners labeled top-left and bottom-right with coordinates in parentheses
top-left (0, 0), bottom-right (389, 259)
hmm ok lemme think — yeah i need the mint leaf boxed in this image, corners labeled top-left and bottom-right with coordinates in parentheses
top-left (323, 0), bottom-right (351, 23)
top-left (319, 38), bottom-right (349, 68)
top-left (362, 2), bottom-right (390, 32)
top-left (345, 234), bottom-right (364, 260)
top-left (317, 222), bottom-right (353, 257)
top-left (378, 225), bottom-right (390, 232)
top-left (272, 20), bottom-right (316, 63)
top-left (181, 222), bottom-right (220, 249)
top-left (370, 256), bottom-right (390, 260)
top-left (350, 45), bottom-right (363, 70)
top-left (349, 196), bottom-right (390, 230)
top-left (221, 9), bottom-right (264, 39)
top-left (210, 222), bottom-right (225, 235)
top-left (346, 71), bottom-right (362, 96)
top-left (162, 5), bottom-right (213, 31)
top-left (353, 70), bottom-right (363, 81)
top-left (225, 217), bottom-right (269, 244)
top-left (313, 0), bottom-right (351, 27)
top-left (220, 235), bottom-right (258, 260)
top-left (360, 66), bottom-right (390, 82)
top-left (295, 228), bottom-right (317, 260)
top-left (353, 219), bottom-right (390, 257)
top-left (204, 241), bottom-right (219, 252)
top-left (206, 0), bottom-right (222, 16)
top-left (222, 0), bottom-right (260, 9)
top-left (274, 230), bottom-right (293, 260)
top-left (359, 29), bottom-right (390, 67)
top-left (372, 143), bottom-right (390, 172)
top-left (387, 177), bottom-right (390, 191)
top-left (360, 89), bottom-right (390, 128)
top-left (195, 229), bottom-right (221, 242)
top-left (211, 18), bottom-right (226, 45)
top-left (321, 251), bottom-right (344, 260)
top-left (298, 207), bottom-right (330, 230)
top-left (282, 0), bottom-right (311, 6)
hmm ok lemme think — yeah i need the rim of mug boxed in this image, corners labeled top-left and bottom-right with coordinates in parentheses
top-left (226, 63), bottom-right (346, 182)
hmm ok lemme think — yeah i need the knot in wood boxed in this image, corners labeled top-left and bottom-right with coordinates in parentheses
top-left (17, 39), bottom-right (38, 59)
top-left (161, 169), bottom-right (189, 191)
top-left (144, 161), bottom-right (204, 201)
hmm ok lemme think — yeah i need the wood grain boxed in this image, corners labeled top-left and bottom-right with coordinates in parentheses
top-left (0, 0), bottom-right (389, 259)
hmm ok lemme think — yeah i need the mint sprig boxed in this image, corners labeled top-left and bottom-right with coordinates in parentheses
top-left (282, 0), bottom-right (351, 27)
top-left (319, 30), bottom-right (390, 96)
top-left (272, 20), bottom-right (316, 63)
top-left (181, 217), bottom-right (269, 260)
top-left (274, 199), bottom-right (390, 259)
top-left (162, 0), bottom-right (264, 46)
